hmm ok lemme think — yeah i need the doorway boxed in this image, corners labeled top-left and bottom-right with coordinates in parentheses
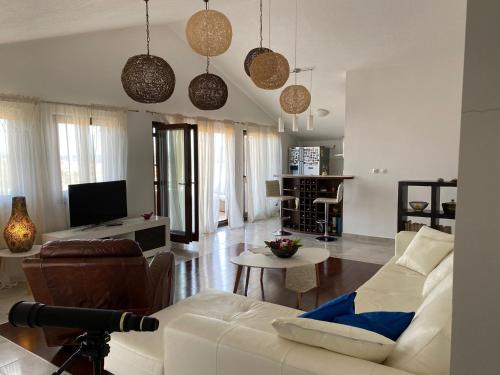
top-left (153, 122), bottom-right (199, 243)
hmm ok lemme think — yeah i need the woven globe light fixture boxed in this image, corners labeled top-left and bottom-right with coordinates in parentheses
top-left (122, 55), bottom-right (175, 104)
top-left (244, 47), bottom-right (272, 77)
top-left (244, 0), bottom-right (273, 77)
top-left (189, 71), bottom-right (228, 110)
top-left (121, 0), bottom-right (175, 104)
top-left (186, 0), bottom-right (232, 57)
top-left (250, 52), bottom-right (290, 90)
top-left (280, 84), bottom-right (311, 114)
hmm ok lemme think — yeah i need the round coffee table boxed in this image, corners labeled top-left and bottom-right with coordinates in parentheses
top-left (230, 247), bottom-right (330, 307)
top-left (0, 245), bottom-right (41, 290)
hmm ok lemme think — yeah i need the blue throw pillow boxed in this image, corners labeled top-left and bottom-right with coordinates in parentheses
top-left (299, 292), bottom-right (356, 321)
top-left (333, 311), bottom-right (415, 341)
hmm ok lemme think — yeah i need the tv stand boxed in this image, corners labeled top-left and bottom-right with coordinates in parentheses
top-left (42, 217), bottom-right (170, 257)
top-left (105, 221), bottom-right (124, 227)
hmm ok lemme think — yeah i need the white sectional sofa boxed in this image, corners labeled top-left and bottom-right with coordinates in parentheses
top-left (105, 231), bottom-right (452, 375)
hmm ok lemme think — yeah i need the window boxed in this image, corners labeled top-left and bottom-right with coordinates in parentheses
top-left (0, 119), bottom-right (11, 195)
top-left (56, 111), bottom-right (127, 191)
top-left (57, 119), bottom-right (104, 190)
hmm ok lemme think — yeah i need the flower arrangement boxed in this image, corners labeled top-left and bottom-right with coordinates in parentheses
top-left (264, 238), bottom-right (302, 258)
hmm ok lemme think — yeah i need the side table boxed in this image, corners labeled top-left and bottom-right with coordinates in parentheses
top-left (0, 245), bottom-right (41, 290)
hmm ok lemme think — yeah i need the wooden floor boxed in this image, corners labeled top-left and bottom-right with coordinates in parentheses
top-left (0, 243), bottom-right (381, 375)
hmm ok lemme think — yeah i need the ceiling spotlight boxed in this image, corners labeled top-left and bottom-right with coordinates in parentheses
top-left (316, 108), bottom-right (330, 118)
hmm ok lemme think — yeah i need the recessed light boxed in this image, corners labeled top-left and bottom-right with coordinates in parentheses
top-left (316, 108), bottom-right (330, 117)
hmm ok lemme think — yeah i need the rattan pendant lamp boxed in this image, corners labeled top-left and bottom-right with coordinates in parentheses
top-left (189, 56), bottom-right (228, 110)
top-left (188, 0), bottom-right (228, 110)
top-left (279, 0), bottom-right (311, 130)
top-left (244, 0), bottom-right (272, 77)
top-left (186, 0), bottom-right (232, 57)
top-left (249, 0), bottom-right (289, 90)
top-left (121, 0), bottom-right (176, 104)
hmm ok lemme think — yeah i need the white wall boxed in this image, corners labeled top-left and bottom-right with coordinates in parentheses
top-left (126, 111), bottom-right (154, 217)
top-left (451, 1), bottom-right (500, 373)
top-left (343, 57), bottom-right (464, 238)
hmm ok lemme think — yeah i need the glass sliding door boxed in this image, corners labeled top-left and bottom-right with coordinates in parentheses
top-left (153, 122), bottom-right (199, 243)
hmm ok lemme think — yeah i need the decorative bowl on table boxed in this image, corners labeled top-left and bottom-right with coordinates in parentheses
top-left (409, 201), bottom-right (429, 212)
top-left (264, 239), bottom-right (302, 259)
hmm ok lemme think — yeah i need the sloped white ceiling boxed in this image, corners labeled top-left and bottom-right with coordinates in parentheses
top-left (0, 0), bottom-right (466, 139)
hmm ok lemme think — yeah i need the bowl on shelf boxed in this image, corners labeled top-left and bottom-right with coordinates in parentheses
top-left (442, 199), bottom-right (456, 215)
top-left (264, 239), bottom-right (302, 258)
top-left (409, 201), bottom-right (429, 212)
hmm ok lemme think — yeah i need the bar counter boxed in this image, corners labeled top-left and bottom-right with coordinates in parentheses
top-left (278, 175), bottom-right (354, 235)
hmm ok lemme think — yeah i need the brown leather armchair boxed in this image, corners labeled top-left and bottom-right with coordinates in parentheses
top-left (22, 239), bottom-right (175, 347)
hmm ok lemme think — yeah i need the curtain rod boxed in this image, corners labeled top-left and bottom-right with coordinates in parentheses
top-left (146, 111), bottom-right (271, 128)
top-left (42, 100), bottom-right (139, 113)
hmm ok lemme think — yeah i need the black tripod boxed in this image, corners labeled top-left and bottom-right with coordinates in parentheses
top-left (53, 331), bottom-right (110, 375)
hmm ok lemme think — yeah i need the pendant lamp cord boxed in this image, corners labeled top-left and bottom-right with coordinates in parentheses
top-left (294, 0), bottom-right (298, 85)
top-left (259, 0), bottom-right (263, 49)
top-left (145, 0), bottom-right (150, 55)
top-left (268, 0), bottom-right (272, 49)
top-left (205, 0), bottom-right (210, 73)
top-left (309, 69), bottom-right (313, 115)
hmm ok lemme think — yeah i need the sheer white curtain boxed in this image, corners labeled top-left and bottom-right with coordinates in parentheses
top-left (245, 124), bottom-right (282, 222)
top-left (198, 119), bottom-right (218, 233)
top-left (0, 100), bottom-right (45, 247)
top-left (199, 119), bottom-right (245, 233)
top-left (223, 122), bottom-right (244, 229)
top-left (41, 103), bottom-right (128, 230)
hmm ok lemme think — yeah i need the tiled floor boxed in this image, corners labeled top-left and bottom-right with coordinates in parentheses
top-left (0, 335), bottom-right (65, 374)
top-left (0, 217), bottom-right (394, 324)
top-left (171, 217), bottom-right (394, 265)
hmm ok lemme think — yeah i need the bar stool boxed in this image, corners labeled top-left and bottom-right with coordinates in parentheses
top-left (266, 180), bottom-right (295, 236)
top-left (313, 183), bottom-right (343, 242)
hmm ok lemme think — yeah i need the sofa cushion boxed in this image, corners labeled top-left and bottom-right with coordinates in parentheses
top-left (299, 292), bottom-right (356, 321)
top-left (396, 226), bottom-right (454, 275)
top-left (355, 257), bottom-right (425, 313)
top-left (333, 311), bottom-right (415, 341)
top-left (422, 252), bottom-right (453, 298)
top-left (272, 317), bottom-right (395, 363)
top-left (385, 273), bottom-right (453, 375)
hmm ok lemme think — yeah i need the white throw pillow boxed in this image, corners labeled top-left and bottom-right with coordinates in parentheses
top-left (422, 252), bottom-right (453, 298)
top-left (396, 226), bottom-right (454, 275)
top-left (272, 317), bottom-right (395, 363)
top-left (385, 273), bottom-right (453, 375)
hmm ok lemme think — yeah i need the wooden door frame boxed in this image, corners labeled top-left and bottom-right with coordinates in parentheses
top-left (153, 122), bottom-right (199, 243)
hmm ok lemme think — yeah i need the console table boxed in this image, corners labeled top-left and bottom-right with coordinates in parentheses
top-left (42, 216), bottom-right (170, 257)
top-left (279, 175), bottom-right (354, 235)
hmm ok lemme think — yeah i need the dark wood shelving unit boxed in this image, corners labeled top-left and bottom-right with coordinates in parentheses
top-left (280, 175), bottom-right (354, 235)
top-left (397, 180), bottom-right (457, 232)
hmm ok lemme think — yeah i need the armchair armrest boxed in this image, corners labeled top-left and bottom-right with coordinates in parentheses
top-left (395, 231), bottom-right (417, 257)
top-left (149, 252), bottom-right (175, 311)
top-left (164, 313), bottom-right (414, 375)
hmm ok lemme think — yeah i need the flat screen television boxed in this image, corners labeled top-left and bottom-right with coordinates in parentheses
top-left (68, 180), bottom-right (127, 227)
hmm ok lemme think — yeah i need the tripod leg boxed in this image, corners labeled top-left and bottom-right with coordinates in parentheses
top-left (93, 357), bottom-right (103, 375)
top-left (52, 346), bottom-right (83, 375)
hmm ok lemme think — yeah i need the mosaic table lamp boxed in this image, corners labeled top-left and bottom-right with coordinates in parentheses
top-left (3, 196), bottom-right (36, 253)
